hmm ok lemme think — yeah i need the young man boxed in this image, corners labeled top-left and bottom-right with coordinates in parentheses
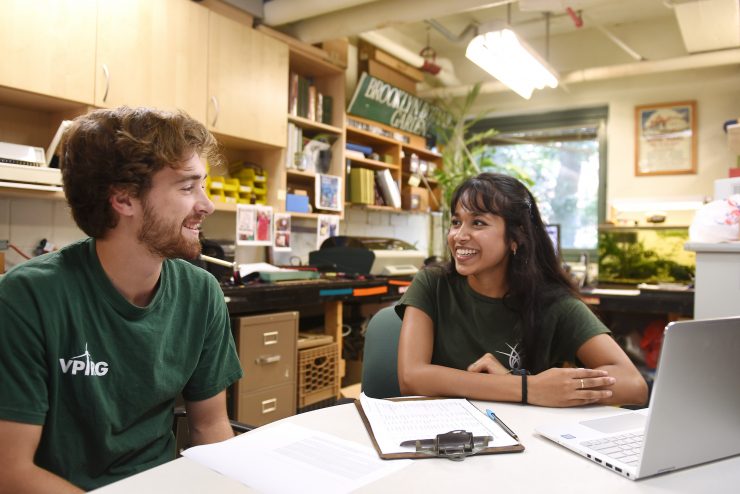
top-left (0, 107), bottom-right (243, 492)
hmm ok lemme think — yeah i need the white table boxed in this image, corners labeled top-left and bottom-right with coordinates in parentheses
top-left (93, 401), bottom-right (739, 493)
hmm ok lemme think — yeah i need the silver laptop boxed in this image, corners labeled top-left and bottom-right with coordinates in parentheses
top-left (536, 316), bottom-right (740, 480)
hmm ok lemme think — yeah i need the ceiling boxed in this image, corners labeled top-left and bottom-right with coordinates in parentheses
top-left (250, 0), bottom-right (740, 99)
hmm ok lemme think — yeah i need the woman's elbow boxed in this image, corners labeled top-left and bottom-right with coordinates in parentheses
top-left (397, 364), bottom-right (422, 396)
top-left (622, 373), bottom-right (649, 406)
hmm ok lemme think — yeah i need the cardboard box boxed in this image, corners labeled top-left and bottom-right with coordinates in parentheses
top-left (368, 59), bottom-right (417, 94)
top-left (320, 38), bottom-right (349, 68)
top-left (402, 186), bottom-right (429, 211)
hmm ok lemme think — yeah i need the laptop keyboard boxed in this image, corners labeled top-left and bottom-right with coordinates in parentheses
top-left (581, 432), bottom-right (644, 465)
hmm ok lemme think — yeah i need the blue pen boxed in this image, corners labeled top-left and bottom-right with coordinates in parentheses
top-left (486, 409), bottom-right (519, 440)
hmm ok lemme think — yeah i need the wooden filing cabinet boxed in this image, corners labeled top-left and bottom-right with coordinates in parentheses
top-left (232, 311), bottom-right (298, 426)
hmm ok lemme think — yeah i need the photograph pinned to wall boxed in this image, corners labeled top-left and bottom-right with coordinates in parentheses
top-left (236, 204), bottom-right (273, 246)
top-left (635, 101), bottom-right (697, 176)
top-left (273, 213), bottom-right (292, 252)
top-left (315, 174), bottom-right (343, 212)
top-left (316, 214), bottom-right (340, 250)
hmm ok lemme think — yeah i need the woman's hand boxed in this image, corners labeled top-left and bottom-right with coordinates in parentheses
top-left (467, 353), bottom-right (511, 376)
top-left (528, 367), bottom-right (616, 407)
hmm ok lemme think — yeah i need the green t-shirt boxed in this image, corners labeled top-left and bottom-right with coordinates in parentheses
top-left (0, 238), bottom-right (243, 490)
top-left (396, 267), bottom-right (609, 371)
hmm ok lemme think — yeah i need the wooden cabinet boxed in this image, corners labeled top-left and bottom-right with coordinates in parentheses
top-left (95, 0), bottom-right (209, 122)
top-left (283, 48), bottom-right (346, 219)
top-left (0, 0), bottom-right (96, 104)
top-left (345, 116), bottom-right (442, 212)
top-left (207, 12), bottom-right (288, 148)
top-left (232, 311), bottom-right (298, 426)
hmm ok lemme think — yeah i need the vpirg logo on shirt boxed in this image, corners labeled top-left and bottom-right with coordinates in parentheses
top-left (59, 343), bottom-right (109, 376)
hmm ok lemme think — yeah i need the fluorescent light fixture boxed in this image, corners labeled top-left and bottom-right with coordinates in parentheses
top-left (466, 24), bottom-right (559, 99)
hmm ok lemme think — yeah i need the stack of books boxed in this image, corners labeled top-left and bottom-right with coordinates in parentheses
top-left (288, 72), bottom-right (333, 125)
top-left (349, 167), bottom-right (402, 208)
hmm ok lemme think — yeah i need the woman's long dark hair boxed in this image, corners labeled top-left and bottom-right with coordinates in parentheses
top-left (447, 172), bottom-right (579, 373)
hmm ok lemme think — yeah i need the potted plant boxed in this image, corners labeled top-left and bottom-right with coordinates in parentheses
top-left (429, 83), bottom-right (531, 257)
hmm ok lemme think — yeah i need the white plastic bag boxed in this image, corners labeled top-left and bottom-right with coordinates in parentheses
top-left (689, 194), bottom-right (740, 243)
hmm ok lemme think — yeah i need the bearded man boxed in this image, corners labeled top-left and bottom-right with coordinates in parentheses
top-left (0, 107), bottom-right (243, 492)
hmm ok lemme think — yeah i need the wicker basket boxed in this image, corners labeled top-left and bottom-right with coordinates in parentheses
top-left (297, 343), bottom-right (339, 408)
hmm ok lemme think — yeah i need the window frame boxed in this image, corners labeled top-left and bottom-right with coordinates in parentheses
top-left (469, 107), bottom-right (608, 262)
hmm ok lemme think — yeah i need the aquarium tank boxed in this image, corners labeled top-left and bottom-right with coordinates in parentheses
top-left (597, 226), bottom-right (695, 285)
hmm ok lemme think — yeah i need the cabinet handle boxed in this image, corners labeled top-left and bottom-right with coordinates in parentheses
top-left (101, 64), bottom-right (110, 103)
top-left (263, 331), bottom-right (278, 345)
top-left (261, 398), bottom-right (277, 414)
top-left (210, 95), bottom-right (219, 127)
top-left (255, 355), bottom-right (281, 365)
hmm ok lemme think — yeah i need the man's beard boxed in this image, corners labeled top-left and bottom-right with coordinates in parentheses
top-left (138, 201), bottom-right (202, 260)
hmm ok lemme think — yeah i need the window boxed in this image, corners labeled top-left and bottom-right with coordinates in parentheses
top-left (471, 107), bottom-right (607, 257)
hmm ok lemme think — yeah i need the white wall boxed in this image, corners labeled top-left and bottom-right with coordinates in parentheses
top-left (0, 197), bottom-right (83, 271)
top-left (470, 65), bottom-right (740, 212)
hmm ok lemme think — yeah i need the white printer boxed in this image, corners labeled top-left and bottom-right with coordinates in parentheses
top-left (309, 236), bottom-right (426, 276)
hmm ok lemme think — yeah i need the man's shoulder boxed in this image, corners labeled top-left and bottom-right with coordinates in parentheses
top-left (165, 258), bottom-right (219, 287)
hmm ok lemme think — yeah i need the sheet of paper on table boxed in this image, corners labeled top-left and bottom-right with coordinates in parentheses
top-left (182, 422), bottom-right (412, 494)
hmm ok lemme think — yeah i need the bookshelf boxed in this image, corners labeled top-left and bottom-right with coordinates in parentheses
top-left (345, 115), bottom-right (442, 212)
top-left (282, 46), bottom-right (346, 219)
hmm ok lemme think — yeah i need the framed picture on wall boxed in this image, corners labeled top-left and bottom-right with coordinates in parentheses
top-left (635, 101), bottom-right (697, 176)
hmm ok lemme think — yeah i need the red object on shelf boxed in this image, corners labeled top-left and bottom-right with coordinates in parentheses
top-left (729, 168), bottom-right (740, 178)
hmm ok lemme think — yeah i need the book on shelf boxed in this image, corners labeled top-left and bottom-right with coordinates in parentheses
top-left (307, 85), bottom-right (317, 121)
top-left (288, 73), bottom-right (332, 125)
top-left (316, 93), bottom-right (323, 124)
top-left (346, 142), bottom-right (373, 157)
top-left (375, 169), bottom-right (402, 208)
top-left (349, 167), bottom-right (374, 205)
top-left (345, 149), bottom-right (366, 160)
top-left (288, 72), bottom-right (299, 116)
top-left (373, 181), bottom-right (386, 206)
top-left (321, 95), bottom-right (333, 125)
top-left (286, 123), bottom-right (303, 169)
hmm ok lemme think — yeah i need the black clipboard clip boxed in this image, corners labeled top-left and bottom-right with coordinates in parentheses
top-left (399, 430), bottom-right (492, 461)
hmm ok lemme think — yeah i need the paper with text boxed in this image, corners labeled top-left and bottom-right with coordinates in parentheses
top-left (359, 393), bottom-right (518, 454)
top-left (182, 422), bottom-right (411, 493)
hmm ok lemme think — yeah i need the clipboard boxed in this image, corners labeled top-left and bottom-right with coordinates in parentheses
top-left (354, 396), bottom-right (525, 460)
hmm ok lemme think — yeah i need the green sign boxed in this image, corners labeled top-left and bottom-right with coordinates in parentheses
top-left (347, 72), bottom-right (449, 137)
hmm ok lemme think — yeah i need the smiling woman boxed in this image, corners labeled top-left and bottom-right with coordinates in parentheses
top-left (395, 172), bottom-right (648, 408)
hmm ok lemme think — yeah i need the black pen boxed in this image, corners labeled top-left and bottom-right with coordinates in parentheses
top-left (485, 409), bottom-right (519, 440)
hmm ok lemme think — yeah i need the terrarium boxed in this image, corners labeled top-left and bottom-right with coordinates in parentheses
top-left (597, 226), bottom-right (695, 285)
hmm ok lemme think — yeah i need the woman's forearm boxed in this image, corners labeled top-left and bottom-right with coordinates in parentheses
top-left (399, 363), bottom-right (523, 402)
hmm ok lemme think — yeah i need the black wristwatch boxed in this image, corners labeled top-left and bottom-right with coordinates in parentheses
top-left (511, 369), bottom-right (530, 404)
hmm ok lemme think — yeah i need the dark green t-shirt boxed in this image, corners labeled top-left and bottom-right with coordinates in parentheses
top-left (0, 238), bottom-right (243, 490)
top-left (396, 267), bottom-right (609, 371)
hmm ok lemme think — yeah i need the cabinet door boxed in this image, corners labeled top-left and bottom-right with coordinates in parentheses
top-left (207, 12), bottom-right (288, 147)
top-left (96, 0), bottom-right (208, 122)
top-left (0, 0), bottom-right (96, 103)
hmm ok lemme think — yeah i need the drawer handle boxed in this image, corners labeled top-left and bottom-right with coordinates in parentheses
top-left (263, 331), bottom-right (278, 345)
top-left (261, 398), bottom-right (277, 414)
top-left (255, 355), bottom-right (281, 365)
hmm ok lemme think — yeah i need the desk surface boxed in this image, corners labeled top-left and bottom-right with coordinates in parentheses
top-left (93, 402), bottom-right (738, 493)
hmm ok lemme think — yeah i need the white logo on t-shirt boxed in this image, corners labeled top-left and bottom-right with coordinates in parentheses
top-left (59, 343), bottom-right (109, 376)
top-left (496, 342), bottom-right (522, 370)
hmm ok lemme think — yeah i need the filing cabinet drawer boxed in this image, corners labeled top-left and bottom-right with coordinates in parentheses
top-left (236, 382), bottom-right (296, 426)
top-left (234, 311), bottom-right (298, 392)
